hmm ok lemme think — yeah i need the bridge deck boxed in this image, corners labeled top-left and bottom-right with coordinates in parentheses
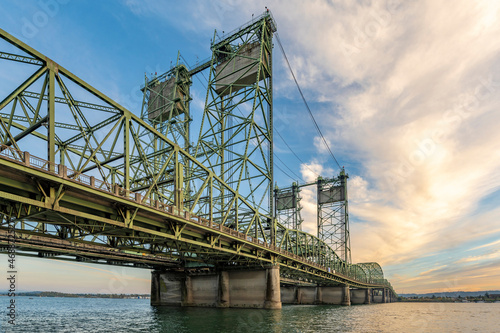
top-left (0, 146), bottom-right (389, 290)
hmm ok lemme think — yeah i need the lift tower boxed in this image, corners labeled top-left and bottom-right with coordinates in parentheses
top-left (195, 11), bottom-right (277, 225)
top-left (140, 57), bottom-right (192, 150)
top-left (317, 169), bottom-right (351, 263)
top-left (275, 183), bottom-right (303, 231)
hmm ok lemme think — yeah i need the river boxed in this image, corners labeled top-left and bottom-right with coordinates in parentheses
top-left (2, 297), bottom-right (499, 332)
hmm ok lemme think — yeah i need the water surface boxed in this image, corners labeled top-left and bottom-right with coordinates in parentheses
top-left (2, 297), bottom-right (499, 332)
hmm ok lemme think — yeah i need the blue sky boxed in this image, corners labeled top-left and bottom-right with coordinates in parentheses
top-left (1, 0), bottom-right (500, 294)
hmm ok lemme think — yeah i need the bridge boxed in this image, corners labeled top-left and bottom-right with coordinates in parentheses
top-left (0, 11), bottom-right (396, 308)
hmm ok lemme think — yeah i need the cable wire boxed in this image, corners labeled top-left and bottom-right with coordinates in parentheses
top-left (274, 161), bottom-right (297, 182)
top-left (275, 32), bottom-right (342, 171)
top-left (273, 152), bottom-right (303, 181)
top-left (274, 127), bottom-right (320, 178)
top-left (184, 52), bottom-right (318, 183)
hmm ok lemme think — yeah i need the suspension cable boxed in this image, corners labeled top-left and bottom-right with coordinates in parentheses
top-left (275, 32), bottom-right (342, 171)
top-left (274, 127), bottom-right (320, 178)
top-left (273, 152), bottom-right (303, 181)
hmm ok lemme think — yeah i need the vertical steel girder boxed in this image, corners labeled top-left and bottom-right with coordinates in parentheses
top-left (194, 12), bottom-right (276, 225)
top-left (275, 183), bottom-right (303, 231)
top-left (317, 169), bottom-right (351, 264)
top-left (140, 57), bottom-right (192, 150)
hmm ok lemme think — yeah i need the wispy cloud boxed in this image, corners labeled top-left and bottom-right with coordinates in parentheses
top-left (455, 250), bottom-right (500, 264)
top-left (265, 0), bottom-right (500, 292)
top-left (468, 239), bottom-right (500, 252)
top-left (419, 265), bottom-right (448, 276)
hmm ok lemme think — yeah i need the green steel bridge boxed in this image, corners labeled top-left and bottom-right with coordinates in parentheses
top-left (0, 11), bottom-right (396, 307)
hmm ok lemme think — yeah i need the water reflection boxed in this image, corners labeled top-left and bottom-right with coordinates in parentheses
top-left (6, 297), bottom-right (499, 333)
top-left (151, 306), bottom-right (285, 333)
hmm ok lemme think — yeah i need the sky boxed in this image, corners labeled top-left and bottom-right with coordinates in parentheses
top-left (1, 0), bottom-right (500, 295)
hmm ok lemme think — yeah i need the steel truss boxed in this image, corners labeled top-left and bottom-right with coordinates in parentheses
top-left (0, 27), bottom-right (271, 262)
top-left (317, 169), bottom-right (351, 264)
top-left (140, 56), bottom-right (192, 150)
top-left (275, 182), bottom-right (303, 231)
top-left (0, 15), bottom-right (393, 293)
top-left (194, 12), bottom-right (276, 224)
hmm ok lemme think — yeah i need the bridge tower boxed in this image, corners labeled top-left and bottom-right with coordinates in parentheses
top-left (194, 11), bottom-right (277, 227)
top-left (274, 182), bottom-right (303, 231)
top-left (140, 55), bottom-right (192, 150)
top-left (317, 169), bottom-right (351, 263)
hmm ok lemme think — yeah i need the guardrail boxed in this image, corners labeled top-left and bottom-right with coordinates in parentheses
top-left (0, 144), bottom-right (393, 289)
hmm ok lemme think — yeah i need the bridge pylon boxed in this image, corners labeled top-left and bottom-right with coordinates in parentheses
top-left (317, 169), bottom-right (351, 264)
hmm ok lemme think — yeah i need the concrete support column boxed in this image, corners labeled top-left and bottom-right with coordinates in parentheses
top-left (152, 267), bottom-right (282, 309)
top-left (365, 288), bottom-right (372, 304)
top-left (264, 265), bottom-right (281, 309)
top-left (316, 286), bottom-right (323, 304)
top-left (350, 289), bottom-right (367, 304)
top-left (341, 285), bottom-right (351, 306)
top-left (372, 288), bottom-right (383, 303)
top-left (218, 271), bottom-right (230, 308)
top-left (382, 288), bottom-right (387, 303)
top-left (150, 270), bottom-right (185, 306)
top-left (296, 287), bottom-right (302, 304)
top-left (182, 275), bottom-right (193, 306)
top-left (151, 270), bottom-right (161, 306)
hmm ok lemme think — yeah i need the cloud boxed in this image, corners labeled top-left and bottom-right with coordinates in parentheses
top-left (264, 0), bottom-right (500, 292)
top-left (455, 250), bottom-right (500, 264)
top-left (123, 0), bottom-right (260, 35)
top-left (468, 239), bottom-right (500, 252)
top-left (419, 265), bottom-right (448, 276)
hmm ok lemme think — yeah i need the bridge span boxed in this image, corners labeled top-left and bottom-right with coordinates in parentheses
top-left (0, 11), bottom-right (396, 309)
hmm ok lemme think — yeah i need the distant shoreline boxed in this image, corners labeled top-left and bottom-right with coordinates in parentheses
top-left (400, 299), bottom-right (500, 303)
top-left (0, 291), bottom-right (150, 299)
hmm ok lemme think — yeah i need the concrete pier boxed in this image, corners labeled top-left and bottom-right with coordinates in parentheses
top-left (152, 268), bottom-right (391, 308)
top-left (373, 288), bottom-right (384, 303)
top-left (322, 286), bottom-right (344, 304)
top-left (371, 288), bottom-right (393, 303)
top-left (281, 285), bottom-right (352, 305)
top-left (350, 289), bottom-right (366, 305)
top-left (341, 285), bottom-right (351, 306)
top-left (365, 288), bottom-right (372, 304)
top-left (151, 266), bottom-right (281, 309)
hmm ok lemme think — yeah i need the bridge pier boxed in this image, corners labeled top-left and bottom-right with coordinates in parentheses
top-left (281, 285), bottom-right (353, 305)
top-left (384, 288), bottom-right (389, 303)
top-left (365, 288), bottom-right (372, 304)
top-left (341, 285), bottom-right (351, 306)
top-left (151, 265), bottom-right (281, 309)
top-left (350, 288), bottom-right (367, 305)
top-left (372, 288), bottom-right (383, 303)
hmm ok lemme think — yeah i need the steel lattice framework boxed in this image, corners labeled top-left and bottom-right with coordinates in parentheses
top-left (317, 170), bottom-right (351, 264)
top-left (0, 26), bottom-right (269, 260)
top-left (194, 12), bottom-right (276, 223)
top-left (140, 56), bottom-right (192, 150)
top-left (0, 12), bottom-right (395, 295)
top-left (275, 183), bottom-right (303, 231)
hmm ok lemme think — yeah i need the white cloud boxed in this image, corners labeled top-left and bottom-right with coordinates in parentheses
top-left (120, 0), bottom-right (500, 292)
top-left (468, 239), bottom-right (500, 252)
top-left (267, 0), bottom-right (500, 292)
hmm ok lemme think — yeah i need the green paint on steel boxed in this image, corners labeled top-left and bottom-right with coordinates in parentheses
top-left (0, 18), bottom-right (395, 295)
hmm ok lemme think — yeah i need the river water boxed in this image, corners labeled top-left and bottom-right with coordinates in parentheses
top-left (1, 297), bottom-right (499, 332)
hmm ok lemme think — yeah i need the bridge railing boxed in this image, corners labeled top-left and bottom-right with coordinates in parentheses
top-left (0, 26), bottom-right (393, 290)
top-left (0, 145), bottom-right (396, 289)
